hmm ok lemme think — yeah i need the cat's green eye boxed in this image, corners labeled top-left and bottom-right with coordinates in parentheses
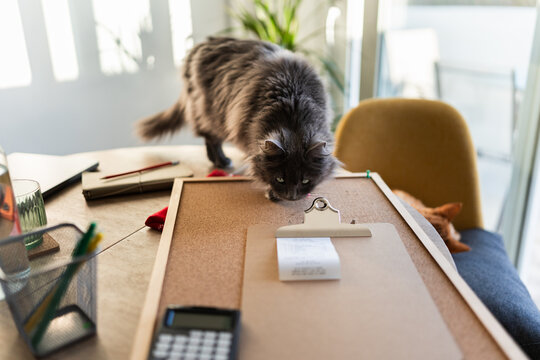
top-left (276, 177), bottom-right (285, 183)
top-left (302, 179), bottom-right (310, 184)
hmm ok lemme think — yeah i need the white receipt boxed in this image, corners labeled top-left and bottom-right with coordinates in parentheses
top-left (276, 237), bottom-right (341, 281)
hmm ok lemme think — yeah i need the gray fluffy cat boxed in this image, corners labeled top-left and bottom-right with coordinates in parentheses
top-left (137, 37), bottom-right (337, 201)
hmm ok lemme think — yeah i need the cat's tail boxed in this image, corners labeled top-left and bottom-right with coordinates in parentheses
top-left (136, 101), bottom-right (185, 141)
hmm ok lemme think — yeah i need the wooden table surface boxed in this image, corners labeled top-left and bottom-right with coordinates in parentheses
top-left (0, 145), bottom-right (246, 360)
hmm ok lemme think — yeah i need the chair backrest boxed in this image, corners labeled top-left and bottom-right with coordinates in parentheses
top-left (334, 98), bottom-right (483, 230)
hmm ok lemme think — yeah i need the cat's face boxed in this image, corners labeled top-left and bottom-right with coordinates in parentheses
top-left (251, 138), bottom-right (336, 201)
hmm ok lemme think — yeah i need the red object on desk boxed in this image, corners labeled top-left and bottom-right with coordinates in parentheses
top-left (206, 169), bottom-right (230, 177)
top-left (145, 169), bottom-right (232, 231)
top-left (145, 207), bottom-right (168, 231)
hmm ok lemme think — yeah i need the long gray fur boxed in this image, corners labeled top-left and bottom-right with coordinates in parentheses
top-left (137, 37), bottom-right (337, 201)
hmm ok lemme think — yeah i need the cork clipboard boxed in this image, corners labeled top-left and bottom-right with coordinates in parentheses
top-left (130, 174), bottom-right (527, 360)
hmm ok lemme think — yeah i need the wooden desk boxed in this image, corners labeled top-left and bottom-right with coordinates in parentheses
top-left (0, 146), bottom-right (526, 359)
top-left (0, 145), bottom-right (246, 360)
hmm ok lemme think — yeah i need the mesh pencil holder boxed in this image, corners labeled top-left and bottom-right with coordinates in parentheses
top-left (0, 223), bottom-right (97, 357)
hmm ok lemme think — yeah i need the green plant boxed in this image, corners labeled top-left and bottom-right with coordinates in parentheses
top-left (233, 0), bottom-right (301, 52)
top-left (229, 0), bottom-right (345, 104)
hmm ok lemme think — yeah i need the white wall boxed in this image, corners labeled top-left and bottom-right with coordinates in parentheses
top-left (0, 0), bottom-right (342, 156)
top-left (0, 0), bottom-right (229, 155)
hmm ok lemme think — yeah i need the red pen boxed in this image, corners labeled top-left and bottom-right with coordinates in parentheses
top-left (100, 161), bottom-right (179, 180)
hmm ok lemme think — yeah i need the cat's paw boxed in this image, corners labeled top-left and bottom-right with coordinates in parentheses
top-left (214, 156), bottom-right (232, 169)
top-left (265, 189), bottom-right (281, 202)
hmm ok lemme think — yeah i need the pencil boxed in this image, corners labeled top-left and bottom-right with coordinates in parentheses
top-left (100, 160), bottom-right (179, 180)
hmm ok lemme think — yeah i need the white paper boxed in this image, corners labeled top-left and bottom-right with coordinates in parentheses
top-left (276, 237), bottom-right (341, 281)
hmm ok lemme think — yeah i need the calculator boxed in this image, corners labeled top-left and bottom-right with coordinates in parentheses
top-left (148, 306), bottom-right (241, 360)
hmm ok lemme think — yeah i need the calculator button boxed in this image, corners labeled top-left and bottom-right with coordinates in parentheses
top-left (184, 353), bottom-right (197, 360)
top-left (174, 335), bottom-right (188, 343)
top-left (217, 338), bottom-right (231, 347)
top-left (190, 330), bottom-right (203, 337)
top-left (169, 348), bottom-right (184, 356)
top-left (171, 343), bottom-right (185, 351)
top-left (214, 354), bottom-right (228, 360)
top-left (218, 332), bottom-right (232, 340)
top-left (200, 345), bottom-right (213, 354)
top-left (215, 346), bottom-right (230, 355)
top-left (152, 349), bottom-right (168, 358)
top-left (159, 334), bottom-right (174, 343)
top-left (188, 337), bottom-right (200, 345)
top-left (172, 344), bottom-right (185, 352)
top-left (168, 352), bottom-right (182, 360)
top-left (204, 331), bottom-right (217, 338)
top-left (203, 337), bottom-right (215, 345)
top-left (199, 355), bottom-right (212, 360)
top-left (155, 343), bottom-right (170, 351)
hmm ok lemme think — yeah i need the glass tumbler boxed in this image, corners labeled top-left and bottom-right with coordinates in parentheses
top-left (13, 179), bottom-right (47, 249)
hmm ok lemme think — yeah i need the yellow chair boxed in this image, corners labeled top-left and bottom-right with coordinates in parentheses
top-left (334, 98), bottom-right (483, 230)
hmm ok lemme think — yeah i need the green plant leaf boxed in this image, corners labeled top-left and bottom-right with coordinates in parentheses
top-left (255, 1), bottom-right (280, 34)
top-left (238, 9), bottom-right (269, 40)
top-left (284, 0), bottom-right (301, 35)
top-left (228, 0), bottom-right (344, 129)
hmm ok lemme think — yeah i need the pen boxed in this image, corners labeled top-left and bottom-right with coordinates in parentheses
top-left (100, 160), bottom-right (179, 180)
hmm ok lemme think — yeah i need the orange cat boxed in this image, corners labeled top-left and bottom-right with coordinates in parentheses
top-left (393, 189), bottom-right (470, 253)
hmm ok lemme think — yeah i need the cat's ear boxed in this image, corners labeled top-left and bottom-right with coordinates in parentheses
top-left (261, 139), bottom-right (284, 155)
top-left (307, 141), bottom-right (330, 156)
top-left (436, 202), bottom-right (462, 221)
